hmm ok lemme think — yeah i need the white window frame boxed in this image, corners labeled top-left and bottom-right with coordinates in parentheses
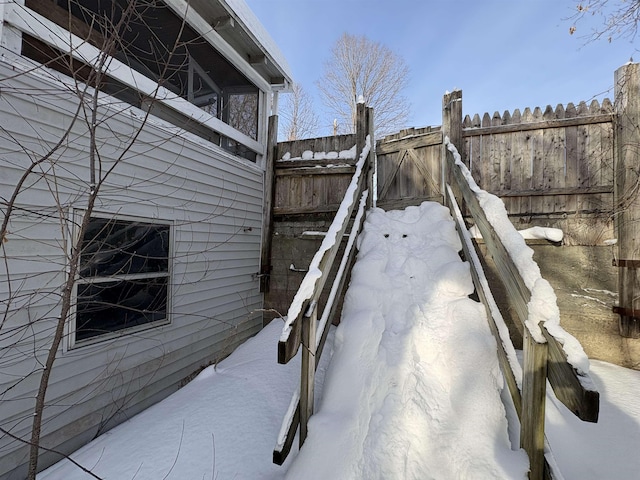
top-left (68, 211), bottom-right (173, 349)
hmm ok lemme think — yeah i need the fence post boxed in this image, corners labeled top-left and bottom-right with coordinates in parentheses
top-left (356, 101), bottom-right (367, 158)
top-left (260, 115), bottom-right (278, 294)
top-left (520, 329), bottom-right (548, 480)
top-left (442, 90), bottom-right (463, 204)
top-left (366, 106), bottom-right (375, 209)
top-left (614, 62), bottom-right (640, 338)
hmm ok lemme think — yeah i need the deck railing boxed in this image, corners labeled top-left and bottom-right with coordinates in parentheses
top-left (272, 103), bottom-right (374, 464)
top-left (443, 126), bottom-right (599, 479)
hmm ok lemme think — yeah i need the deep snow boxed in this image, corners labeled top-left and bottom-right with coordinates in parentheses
top-left (40, 202), bottom-right (640, 480)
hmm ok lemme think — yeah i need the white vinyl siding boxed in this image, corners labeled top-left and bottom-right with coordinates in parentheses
top-left (0, 58), bottom-right (265, 478)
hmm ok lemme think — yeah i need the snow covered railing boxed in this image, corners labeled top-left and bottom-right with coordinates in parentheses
top-left (444, 137), bottom-right (599, 480)
top-left (273, 104), bottom-right (374, 465)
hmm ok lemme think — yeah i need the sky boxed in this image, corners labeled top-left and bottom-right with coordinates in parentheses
top-left (245, 0), bottom-right (636, 135)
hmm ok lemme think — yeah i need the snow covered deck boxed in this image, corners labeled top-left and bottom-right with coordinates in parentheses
top-left (286, 202), bottom-right (530, 479)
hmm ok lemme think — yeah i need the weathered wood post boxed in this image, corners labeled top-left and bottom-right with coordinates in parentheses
top-left (300, 302), bottom-right (317, 445)
top-left (614, 62), bottom-right (640, 338)
top-left (442, 89), bottom-right (463, 205)
top-left (520, 329), bottom-right (548, 480)
top-left (366, 106), bottom-right (375, 209)
top-left (260, 115), bottom-right (278, 295)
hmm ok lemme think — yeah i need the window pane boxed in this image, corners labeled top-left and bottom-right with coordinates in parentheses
top-left (76, 277), bottom-right (168, 341)
top-left (80, 218), bottom-right (169, 277)
top-left (227, 92), bottom-right (258, 140)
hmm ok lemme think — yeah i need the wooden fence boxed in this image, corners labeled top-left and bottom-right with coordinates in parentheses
top-left (462, 100), bottom-right (614, 245)
top-left (375, 100), bottom-right (615, 245)
top-left (273, 134), bottom-right (357, 217)
top-left (264, 62), bottom-right (640, 338)
top-left (375, 126), bottom-right (443, 210)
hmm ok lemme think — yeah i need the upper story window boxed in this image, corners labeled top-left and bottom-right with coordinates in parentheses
top-left (21, 0), bottom-right (261, 161)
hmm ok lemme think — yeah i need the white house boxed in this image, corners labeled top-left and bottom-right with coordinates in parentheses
top-left (0, 0), bottom-right (291, 477)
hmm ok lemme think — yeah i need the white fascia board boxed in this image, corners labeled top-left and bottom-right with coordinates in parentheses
top-left (221, 0), bottom-right (293, 86)
top-left (162, 0), bottom-right (271, 93)
top-left (5, 2), bottom-right (264, 154)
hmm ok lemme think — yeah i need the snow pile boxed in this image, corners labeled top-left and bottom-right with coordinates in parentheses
top-left (445, 138), bottom-right (589, 375)
top-left (470, 225), bottom-right (564, 243)
top-left (281, 145), bottom-right (357, 161)
top-left (39, 320), bottom-right (333, 480)
top-left (519, 226), bottom-right (564, 242)
top-left (285, 202), bottom-right (530, 479)
top-left (546, 359), bottom-right (640, 480)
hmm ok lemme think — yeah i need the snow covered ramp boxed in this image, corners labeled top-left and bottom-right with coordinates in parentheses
top-left (285, 202), bottom-right (530, 479)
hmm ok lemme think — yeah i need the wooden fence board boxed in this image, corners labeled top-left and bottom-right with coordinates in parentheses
top-left (565, 124), bottom-right (579, 213)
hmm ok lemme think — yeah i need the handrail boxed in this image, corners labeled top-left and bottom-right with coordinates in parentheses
top-left (444, 137), bottom-right (599, 480)
top-left (273, 104), bottom-right (374, 465)
top-left (272, 188), bottom-right (368, 465)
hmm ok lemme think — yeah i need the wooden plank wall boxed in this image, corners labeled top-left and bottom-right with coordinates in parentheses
top-left (274, 100), bottom-right (615, 245)
top-left (274, 134), bottom-right (357, 217)
top-left (375, 126), bottom-right (444, 210)
top-left (461, 100), bottom-right (615, 245)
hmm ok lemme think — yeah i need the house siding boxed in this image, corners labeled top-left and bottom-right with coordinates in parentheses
top-left (0, 59), bottom-right (265, 478)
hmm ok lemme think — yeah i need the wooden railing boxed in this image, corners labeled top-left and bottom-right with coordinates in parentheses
top-left (443, 134), bottom-right (599, 480)
top-left (272, 103), bottom-right (374, 464)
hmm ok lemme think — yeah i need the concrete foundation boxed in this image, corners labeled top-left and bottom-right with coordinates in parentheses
top-left (480, 243), bottom-right (640, 370)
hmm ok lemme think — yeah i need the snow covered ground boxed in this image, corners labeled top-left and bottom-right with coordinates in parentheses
top-left (40, 202), bottom-right (640, 480)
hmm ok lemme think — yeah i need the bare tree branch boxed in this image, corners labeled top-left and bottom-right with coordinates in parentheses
top-left (569, 0), bottom-right (640, 44)
top-left (317, 33), bottom-right (411, 137)
top-left (279, 83), bottom-right (319, 141)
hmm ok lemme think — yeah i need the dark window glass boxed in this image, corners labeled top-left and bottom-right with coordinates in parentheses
top-left (80, 219), bottom-right (169, 277)
top-left (75, 216), bottom-right (170, 343)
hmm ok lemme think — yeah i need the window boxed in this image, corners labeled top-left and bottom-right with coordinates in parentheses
top-left (72, 215), bottom-right (171, 344)
top-left (21, 0), bottom-right (262, 162)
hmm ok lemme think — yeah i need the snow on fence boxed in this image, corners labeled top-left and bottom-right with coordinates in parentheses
top-left (443, 121), bottom-right (599, 480)
top-left (273, 134), bottom-right (360, 216)
top-left (273, 104), bottom-right (374, 464)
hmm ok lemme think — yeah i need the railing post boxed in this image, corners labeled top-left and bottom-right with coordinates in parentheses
top-left (614, 61), bottom-right (640, 338)
top-left (356, 101), bottom-right (367, 156)
top-left (299, 302), bottom-right (317, 446)
top-left (520, 329), bottom-right (548, 480)
top-left (260, 115), bottom-right (278, 294)
top-left (442, 89), bottom-right (463, 205)
top-left (366, 106), bottom-right (375, 209)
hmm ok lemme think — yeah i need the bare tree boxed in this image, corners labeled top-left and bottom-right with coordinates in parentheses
top-left (279, 83), bottom-right (319, 141)
top-left (317, 33), bottom-right (410, 136)
top-left (569, 0), bottom-right (640, 43)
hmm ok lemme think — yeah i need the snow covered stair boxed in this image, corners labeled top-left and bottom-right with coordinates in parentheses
top-left (285, 202), bottom-right (530, 479)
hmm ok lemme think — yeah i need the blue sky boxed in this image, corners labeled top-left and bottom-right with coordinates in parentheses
top-left (245, 0), bottom-right (636, 135)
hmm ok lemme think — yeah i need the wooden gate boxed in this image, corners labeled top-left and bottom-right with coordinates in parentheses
top-left (375, 127), bottom-right (444, 209)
